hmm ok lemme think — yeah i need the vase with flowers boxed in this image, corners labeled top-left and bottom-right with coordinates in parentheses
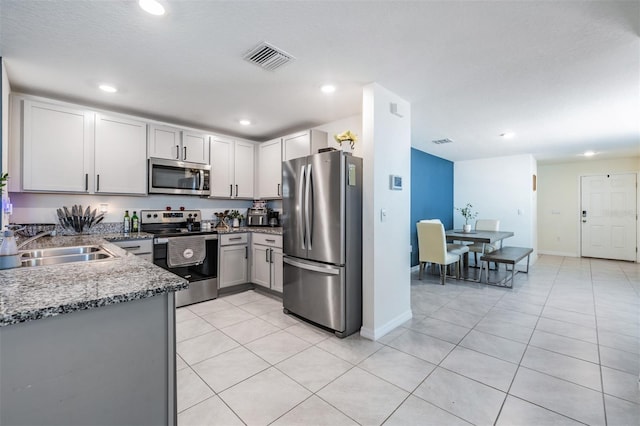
top-left (227, 210), bottom-right (244, 228)
top-left (334, 130), bottom-right (358, 153)
top-left (456, 203), bottom-right (478, 233)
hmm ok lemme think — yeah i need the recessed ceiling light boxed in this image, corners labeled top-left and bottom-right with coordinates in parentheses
top-left (139, 0), bottom-right (165, 16)
top-left (239, 119), bottom-right (251, 126)
top-left (320, 84), bottom-right (336, 94)
top-left (500, 132), bottom-right (515, 139)
top-left (98, 84), bottom-right (117, 93)
top-left (583, 151), bottom-right (596, 157)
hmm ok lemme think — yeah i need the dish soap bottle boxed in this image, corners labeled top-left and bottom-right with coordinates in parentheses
top-left (131, 211), bottom-right (139, 233)
top-left (123, 210), bottom-right (131, 236)
top-left (0, 227), bottom-right (21, 269)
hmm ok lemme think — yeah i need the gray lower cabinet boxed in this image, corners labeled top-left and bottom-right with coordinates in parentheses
top-left (251, 233), bottom-right (283, 293)
top-left (111, 238), bottom-right (153, 262)
top-left (0, 294), bottom-right (176, 426)
top-left (219, 233), bottom-right (249, 288)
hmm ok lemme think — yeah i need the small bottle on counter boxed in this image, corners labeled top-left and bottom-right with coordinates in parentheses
top-left (131, 211), bottom-right (139, 233)
top-left (123, 210), bottom-right (131, 236)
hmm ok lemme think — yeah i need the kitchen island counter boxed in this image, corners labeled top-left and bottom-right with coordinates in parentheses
top-left (0, 234), bottom-right (182, 425)
top-left (0, 234), bottom-right (186, 327)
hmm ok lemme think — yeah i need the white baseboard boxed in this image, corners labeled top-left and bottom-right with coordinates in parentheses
top-left (360, 309), bottom-right (413, 341)
top-left (538, 250), bottom-right (579, 257)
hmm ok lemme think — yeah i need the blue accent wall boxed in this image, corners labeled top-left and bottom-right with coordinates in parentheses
top-left (410, 148), bottom-right (454, 266)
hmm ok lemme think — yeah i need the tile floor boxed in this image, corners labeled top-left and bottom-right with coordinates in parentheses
top-left (176, 256), bottom-right (639, 425)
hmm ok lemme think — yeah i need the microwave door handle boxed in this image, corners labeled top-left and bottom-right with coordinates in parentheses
top-left (198, 170), bottom-right (204, 191)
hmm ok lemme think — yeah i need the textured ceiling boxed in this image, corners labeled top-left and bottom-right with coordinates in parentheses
top-left (1, 0), bottom-right (638, 163)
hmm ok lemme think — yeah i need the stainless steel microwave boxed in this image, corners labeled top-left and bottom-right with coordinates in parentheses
top-left (148, 158), bottom-right (211, 196)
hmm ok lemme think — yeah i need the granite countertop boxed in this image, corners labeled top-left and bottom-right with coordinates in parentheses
top-left (217, 226), bottom-right (283, 235)
top-left (0, 235), bottom-right (187, 327)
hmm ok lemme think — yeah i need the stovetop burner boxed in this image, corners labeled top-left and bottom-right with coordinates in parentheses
top-left (140, 209), bottom-right (211, 237)
top-left (146, 229), bottom-right (217, 237)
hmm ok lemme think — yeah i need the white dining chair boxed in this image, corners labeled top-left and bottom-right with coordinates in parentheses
top-left (469, 219), bottom-right (500, 266)
top-left (420, 219), bottom-right (469, 272)
top-left (417, 221), bottom-right (461, 285)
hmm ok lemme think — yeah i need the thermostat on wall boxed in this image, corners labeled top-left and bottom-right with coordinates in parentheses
top-left (390, 175), bottom-right (403, 190)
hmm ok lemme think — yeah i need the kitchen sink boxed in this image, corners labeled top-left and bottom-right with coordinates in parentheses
top-left (19, 245), bottom-right (116, 267)
top-left (20, 245), bottom-right (102, 258)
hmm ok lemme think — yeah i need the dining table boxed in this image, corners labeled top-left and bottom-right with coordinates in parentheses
top-left (445, 229), bottom-right (515, 282)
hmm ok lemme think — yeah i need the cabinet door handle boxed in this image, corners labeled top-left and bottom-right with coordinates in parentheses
top-left (85, 174), bottom-right (88, 191)
top-left (266, 239), bottom-right (276, 243)
top-left (96, 174), bottom-right (100, 192)
top-left (277, 183), bottom-right (280, 196)
top-left (266, 248), bottom-right (270, 262)
top-left (175, 145), bottom-right (180, 159)
top-left (245, 246), bottom-right (248, 259)
top-left (229, 237), bottom-right (242, 241)
top-left (121, 245), bottom-right (141, 250)
top-left (229, 184), bottom-right (233, 197)
top-left (235, 184), bottom-right (238, 197)
top-left (270, 248), bottom-right (274, 263)
top-left (183, 146), bottom-right (187, 160)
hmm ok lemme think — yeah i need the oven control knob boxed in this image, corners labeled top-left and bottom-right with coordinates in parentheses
top-left (188, 214), bottom-right (192, 218)
top-left (153, 214), bottom-right (158, 218)
top-left (194, 213), bottom-right (198, 218)
top-left (146, 214), bottom-right (152, 218)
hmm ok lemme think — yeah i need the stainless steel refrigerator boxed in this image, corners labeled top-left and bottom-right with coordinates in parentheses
top-left (282, 150), bottom-right (362, 338)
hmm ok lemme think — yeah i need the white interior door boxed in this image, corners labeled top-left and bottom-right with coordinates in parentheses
top-left (581, 173), bottom-right (637, 261)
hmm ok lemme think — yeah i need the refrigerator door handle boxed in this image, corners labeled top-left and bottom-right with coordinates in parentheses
top-left (284, 257), bottom-right (340, 275)
top-left (299, 164), bottom-right (307, 250)
top-left (305, 164), bottom-right (312, 250)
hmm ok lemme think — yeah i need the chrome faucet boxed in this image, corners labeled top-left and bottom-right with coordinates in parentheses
top-left (17, 230), bottom-right (56, 249)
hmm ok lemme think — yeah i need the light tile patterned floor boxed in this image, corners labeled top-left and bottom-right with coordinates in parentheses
top-left (176, 256), bottom-right (640, 425)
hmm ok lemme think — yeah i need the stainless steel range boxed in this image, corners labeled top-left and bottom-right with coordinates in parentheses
top-left (141, 210), bottom-right (218, 307)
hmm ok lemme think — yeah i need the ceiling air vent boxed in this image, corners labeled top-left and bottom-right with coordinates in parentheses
top-left (243, 42), bottom-right (295, 71)
top-left (432, 138), bottom-right (453, 145)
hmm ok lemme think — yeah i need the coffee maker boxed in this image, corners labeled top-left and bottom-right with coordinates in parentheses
top-left (268, 210), bottom-right (280, 227)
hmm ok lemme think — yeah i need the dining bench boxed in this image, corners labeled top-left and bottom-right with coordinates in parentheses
top-left (479, 246), bottom-right (533, 288)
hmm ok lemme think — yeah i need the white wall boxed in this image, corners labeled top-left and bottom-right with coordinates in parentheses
top-left (313, 114), bottom-right (363, 157)
top-left (454, 154), bottom-right (537, 261)
top-left (361, 83), bottom-right (412, 340)
top-left (8, 192), bottom-right (253, 225)
top-left (538, 157), bottom-right (640, 259)
top-left (1, 59), bottom-right (10, 227)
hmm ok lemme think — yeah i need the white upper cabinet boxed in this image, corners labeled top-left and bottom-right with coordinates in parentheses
top-left (148, 124), bottom-right (181, 161)
top-left (233, 141), bottom-right (255, 199)
top-left (148, 124), bottom-right (209, 164)
top-left (94, 114), bottom-right (147, 194)
top-left (282, 129), bottom-right (328, 161)
top-left (182, 131), bottom-right (210, 164)
top-left (257, 138), bottom-right (282, 199)
top-left (22, 100), bottom-right (94, 192)
top-left (210, 137), bottom-right (234, 197)
top-left (210, 138), bottom-right (254, 199)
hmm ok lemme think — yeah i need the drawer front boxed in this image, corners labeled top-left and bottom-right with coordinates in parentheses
top-left (220, 233), bottom-right (248, 246)
top-left (252, 233), bottom-right (282, 248)
top-left (112, 239), bottom-right (153, 255)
